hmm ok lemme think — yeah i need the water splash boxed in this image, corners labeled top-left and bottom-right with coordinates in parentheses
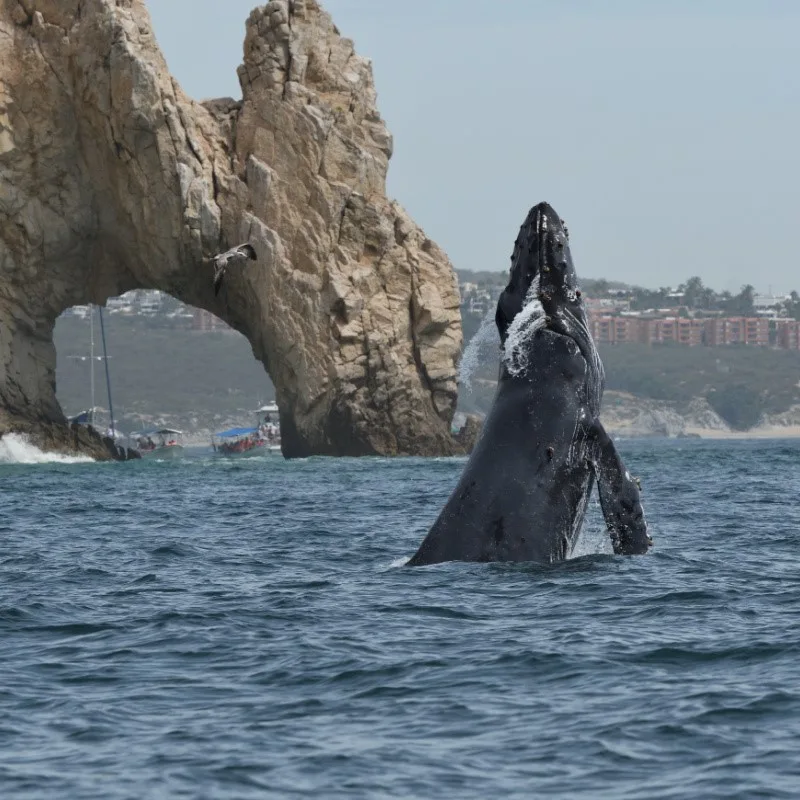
top-left (0, 434), bottom-right (94, 464)
top-left (459, 307), bottom-right (499, 392)
top-left (570, 501), bottom-right (614, 558)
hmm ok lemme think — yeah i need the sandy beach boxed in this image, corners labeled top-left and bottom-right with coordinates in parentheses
top-left (682, 426), bottom-right (800, 440)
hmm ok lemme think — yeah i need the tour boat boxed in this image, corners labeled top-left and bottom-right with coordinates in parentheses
top-left (211, 402), bottom-right (282, 457)
top-left (132, 428), bottom-right (185, 459)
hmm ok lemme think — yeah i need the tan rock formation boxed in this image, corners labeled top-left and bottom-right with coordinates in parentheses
top-left (453, 413), bottom-right (483, 453)
top-left (0, 0), bottom-right (462, 456)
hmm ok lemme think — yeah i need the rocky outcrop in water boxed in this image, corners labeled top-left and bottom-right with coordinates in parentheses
top-left (600, 392), bottom-right (730, 437)
top-left (0, 417), bottom-right (138, 461)
top-left (452, 413), bottom-right (483, 453)
top-left (456, 390), bottom-right (738, 448)
top-left (758, 404), bottom-right (800, 431)
top-left (0, 0), bottom-right (461, 457)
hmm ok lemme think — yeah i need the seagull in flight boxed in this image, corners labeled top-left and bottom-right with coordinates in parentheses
top-left (209, 243), bottom-right (257, 296)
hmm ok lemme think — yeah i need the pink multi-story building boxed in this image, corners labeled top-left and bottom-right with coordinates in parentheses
top-left (589, 316), bottom-right (642, 344)
top-left (703, 317), bottom-right (769, 346)
top-left (677, 319), bottom-right (705, 346)
top-left (775, 320), bottom-right (800, 350)
top-left (585, 306), bottom-right (781, 348)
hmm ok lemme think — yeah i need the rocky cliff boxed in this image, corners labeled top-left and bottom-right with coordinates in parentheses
top-left (0, 0), bottom-right (462, 457)
top-left (601, 393), bottom-right (731, 437)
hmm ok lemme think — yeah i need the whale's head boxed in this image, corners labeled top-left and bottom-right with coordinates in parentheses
top-left (495, 202), bottom-right (579, 341)
top-left (496, 202), bottom-right (600, 383)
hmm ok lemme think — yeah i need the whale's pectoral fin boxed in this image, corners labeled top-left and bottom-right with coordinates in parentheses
top-left (588, 419), bottom-right (652, 555)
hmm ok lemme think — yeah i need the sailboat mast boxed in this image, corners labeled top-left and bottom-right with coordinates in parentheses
top-left (89, 304), bottom-right (96, 424)
top-left (98, 306), bottom-right (116, 438)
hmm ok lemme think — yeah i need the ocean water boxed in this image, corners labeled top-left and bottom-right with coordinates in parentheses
top-left (2, 436), bottom-right (800, 799)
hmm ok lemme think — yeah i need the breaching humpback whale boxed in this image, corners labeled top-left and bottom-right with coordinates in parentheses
top-left (209, 243), bottom-right (257, 296)
top-left (409, 202), bottom-right (652, 566)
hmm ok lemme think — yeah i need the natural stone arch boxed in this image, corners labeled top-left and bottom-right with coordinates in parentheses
top-left (0, 0), bottom-right (462, 457)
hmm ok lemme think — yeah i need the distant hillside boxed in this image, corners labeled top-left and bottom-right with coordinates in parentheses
top-left (55, 304), bottom-right (800, 438)
top-left (455, 269), bottom-right (631, 296)
top-left (455, 269), bottom-right (506, 286)
top-left (457, 324), bottom-right (800, 430)
top-left (54, 314), bottom-right (274, 435)
top-left (599, 343), bottom-right (800, 430)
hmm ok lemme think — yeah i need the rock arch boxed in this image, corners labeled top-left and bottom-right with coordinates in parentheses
top-left (0, 0), bottom-right (462, 456)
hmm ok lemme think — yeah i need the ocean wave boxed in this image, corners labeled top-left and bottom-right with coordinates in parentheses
top-left (3, 438), bottom-right (800, 798)
top-left (0, 433), bottom-right (94, 465)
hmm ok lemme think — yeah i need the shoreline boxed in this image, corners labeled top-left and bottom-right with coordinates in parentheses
top-left (681, 425), bottom-right (800, 440)
top-left (605, 425), bottom-right (800, 441)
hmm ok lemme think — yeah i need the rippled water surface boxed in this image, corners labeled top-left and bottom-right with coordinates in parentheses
top-left (2, 439), bottom-right (800, 798)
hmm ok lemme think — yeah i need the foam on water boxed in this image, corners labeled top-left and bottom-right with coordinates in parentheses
top-left (0, 433), bottom-right (94, 464)
top-left (570, 503), bottom-right (615, 558)
top-left (458, 306), bottom-right (498, 392)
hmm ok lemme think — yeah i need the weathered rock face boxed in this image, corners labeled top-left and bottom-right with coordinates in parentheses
top-left (0, 0), bottom-right (462, 457)
top-left (601, 391), bottom-right (730, 437)
top-left (453, 413), bottom-right (483, 453)
top-left (1, 416), bottom-right (139, 461)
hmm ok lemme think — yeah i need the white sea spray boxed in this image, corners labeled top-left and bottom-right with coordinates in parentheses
top-left (0, 433), bottom-right (94, 464)
top-left (458, 306), bottom-right (499, 393)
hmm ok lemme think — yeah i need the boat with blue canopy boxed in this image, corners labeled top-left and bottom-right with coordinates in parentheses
top-left (211, 403), bottom-right (281, 457)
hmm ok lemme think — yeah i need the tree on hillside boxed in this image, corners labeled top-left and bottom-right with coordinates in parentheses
top-left (630, 286), bottom-right (670, 311)
top-left (783, 291), bottom-right (800, 321)
top-left (723, 284), bottom-right (756, 316)
top-left (584, 278), bottom-right (611, 296)
top-left (706, 383), bottom-right (763, 430)
top-left (700, 285), bottom-right (717, 310)
top-left (679, 276), bottom-right (706, 309)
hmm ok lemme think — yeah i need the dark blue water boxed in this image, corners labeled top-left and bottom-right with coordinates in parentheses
top-left (2, 438), bottom-right (800, 798)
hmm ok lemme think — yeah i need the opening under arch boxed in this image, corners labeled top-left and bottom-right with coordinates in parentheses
top-left (55, 292), bottom-right (276, 446)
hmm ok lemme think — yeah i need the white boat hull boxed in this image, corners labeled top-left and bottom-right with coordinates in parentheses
top-left (140, 444), bottom-right (184, 460)
top-left (215, 444), bottom-right (282, 458)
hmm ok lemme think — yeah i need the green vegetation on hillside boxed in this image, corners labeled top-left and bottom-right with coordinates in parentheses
top-left (455, 270), bottom-right (631, 299)
top-left (457, 306), bottom-right (800, 429)
top-left (457, 270), bottom-right (800, 429)
top-left (455, 269), bottom-right (507, 286)
top-left (598, 343), bottom-right (800, 429)
top-left (53, 296), bottom-right (800, 437)
top-left (628, 278), bottom-right (759, 315)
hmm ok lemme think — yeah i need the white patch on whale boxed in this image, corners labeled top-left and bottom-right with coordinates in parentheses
top-left (502, 274), bottom-right (546, 377)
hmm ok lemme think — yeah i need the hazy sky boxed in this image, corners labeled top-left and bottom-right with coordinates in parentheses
top-left (147, 1), bottom-right (799, 293)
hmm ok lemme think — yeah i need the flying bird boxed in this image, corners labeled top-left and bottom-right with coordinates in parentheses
top-left (209, 243), bottom-right (257, 296)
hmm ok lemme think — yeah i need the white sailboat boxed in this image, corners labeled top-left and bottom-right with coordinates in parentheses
top-left (67, 304), bottom-right (119, 440)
